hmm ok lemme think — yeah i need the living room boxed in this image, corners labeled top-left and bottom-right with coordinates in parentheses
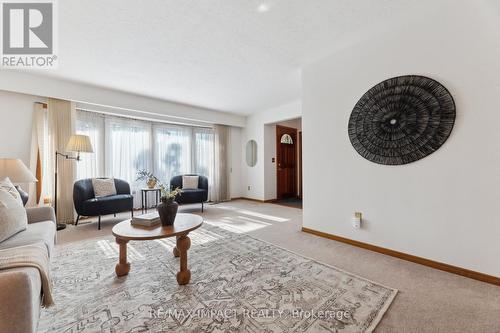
top-left (1, 1), bottom-right (499, 333)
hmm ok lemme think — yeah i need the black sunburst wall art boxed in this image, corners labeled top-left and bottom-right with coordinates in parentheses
top-left (348, 75), bottom-right (456, 165)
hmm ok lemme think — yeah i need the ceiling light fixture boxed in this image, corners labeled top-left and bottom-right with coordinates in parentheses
top-left (256, 3), bottom-right (270, 13)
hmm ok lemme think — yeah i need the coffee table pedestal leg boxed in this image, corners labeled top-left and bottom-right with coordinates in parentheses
top-left (173, 236), bottom-right (180, 257)
top-left (115, 238), bottom-right (130, 277)
top-left (176, 235), bottom-right (191, 285)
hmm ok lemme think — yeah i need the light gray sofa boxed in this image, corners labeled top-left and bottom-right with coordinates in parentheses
top-left (0, 206), bottom-right (56, 333)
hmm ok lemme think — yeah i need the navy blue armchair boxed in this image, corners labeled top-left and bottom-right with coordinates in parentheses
top-left (73, 178), bottom-right (134, 229)
top-left (170, 174), bottom-right (208, 212)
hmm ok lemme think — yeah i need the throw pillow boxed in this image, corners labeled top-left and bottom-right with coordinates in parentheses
top-left (0, 188), bottom-right (28, 242)
top-left (182, 175), bottom-right (199, 189)
top-left (0, 177), bottom-right (23, 206)
top-left (92, 178), bottom-right (117, 197)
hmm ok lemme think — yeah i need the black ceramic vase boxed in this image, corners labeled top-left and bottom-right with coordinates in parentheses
top-left (157, 199), bottom-right (178, 226)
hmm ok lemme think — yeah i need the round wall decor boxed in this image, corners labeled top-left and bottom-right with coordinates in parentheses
top-left (348, 75), bottom-right (456, 165)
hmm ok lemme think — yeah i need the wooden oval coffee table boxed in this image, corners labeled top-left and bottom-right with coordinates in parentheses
top-left (112, 213), bottom-right (203, 285)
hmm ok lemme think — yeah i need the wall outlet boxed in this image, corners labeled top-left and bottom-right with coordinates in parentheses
top-left (352, 212), bottom-right (362, 229)
top-left (248, 185), bottom-right (251, 191)
top-left (272, 157), bottom-right (275, 163)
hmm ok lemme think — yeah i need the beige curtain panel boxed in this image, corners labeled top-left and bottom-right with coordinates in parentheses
top-left (212, 124), bottom-right (230, 203)
top-left (48, 98), bottom-right (76, 224)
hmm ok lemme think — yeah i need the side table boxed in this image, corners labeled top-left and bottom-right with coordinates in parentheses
top-left (141, 188), bottom-right (161, 214)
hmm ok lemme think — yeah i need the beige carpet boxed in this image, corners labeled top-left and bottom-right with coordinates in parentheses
top-left (41, 223), bottom-right (396, 332)
top-left (58, 200), bottom-right (500, 332)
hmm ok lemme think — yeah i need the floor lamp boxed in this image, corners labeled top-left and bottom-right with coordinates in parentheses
top-left (55, 134), bottom-right (94, 230)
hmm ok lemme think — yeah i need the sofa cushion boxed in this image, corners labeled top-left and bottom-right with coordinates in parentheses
top-left (92, 178), bottom-right (117, 197)
top-left (81, 194), bottom-right (133, 216)
top-left (177, 188), bottom-right (207, 204)
top-left (0, 177), bottom-right (23, 206)
top-left (0, 221), bottom-right (55, 256)
top-left (0, 188), bottom-right (27, 242)
top-left (182, 175), bottom-right (199, 189)
top-left (83, 194), bottom-right (133, 208)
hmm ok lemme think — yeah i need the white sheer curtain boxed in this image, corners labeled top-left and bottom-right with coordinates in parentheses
top-left (153, 124), bottom-right (192, 185)
top-left (105, 117), bottom-right (152, 207)
top-left (28, 102), bottom-right (50, 206)
top-left (193, 127), bottom-right (215, 199)
top-left (75, 111), bottom-right (104, 180)
top-left (75, 110), bottom-right (216, 207)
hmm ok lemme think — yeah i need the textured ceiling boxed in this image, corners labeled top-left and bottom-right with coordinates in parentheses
top-left (26, 0), bottom-right (446, 114)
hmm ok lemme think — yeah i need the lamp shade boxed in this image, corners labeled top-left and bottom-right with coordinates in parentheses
top-left (66, 135), bottom-right (94, 153)
top-left (0, 158), bottom-right (37, 183)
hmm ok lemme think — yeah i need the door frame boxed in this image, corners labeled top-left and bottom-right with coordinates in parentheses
top-left (299, 131), bottom-right (302, 199)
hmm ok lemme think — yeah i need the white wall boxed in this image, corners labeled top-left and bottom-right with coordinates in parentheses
top-left (263, 124), bottom-right (276, 200)
top-left (242, 100), bottom-right (301, 200)
top-left (0, 90), bottom-right (46, 165)
top-left (277, 118), bottom-right (302, 131)
top-left (0, 71), bottom-right (245, 127)
top-left (229, 126), bottom-right (243, 198)
top-left (302, 3), bottom-right (500, 276)
top-left (0, 91), bottom-right (46, 193)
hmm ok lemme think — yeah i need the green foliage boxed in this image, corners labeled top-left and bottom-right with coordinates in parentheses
top-left (136, 170), bottom-right (181, 202)
top-left (159, 185), bottom-right (181, 203)
top-left (136, 170), bottom-right (158, 182)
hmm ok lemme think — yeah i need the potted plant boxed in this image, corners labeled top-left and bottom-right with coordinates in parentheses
top-left (157, 185), bottom-right (182, 226)
top-left (136, 170), bottom-right (159, 189)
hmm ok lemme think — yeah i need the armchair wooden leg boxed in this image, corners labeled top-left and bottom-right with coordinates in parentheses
top-left (98, 215), bottom-right (101, 230)
top-left (202, 202), bottom-right (204, 213)
top-left (131, 209), bottom-right (134, 218)
top-left (75, 215), bottom-right (80, 226)
top-left (114, 213), bottom-right (116, 217)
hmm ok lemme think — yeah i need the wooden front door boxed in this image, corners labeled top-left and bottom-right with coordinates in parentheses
top-left (276, 125), bottom-right (297, 199)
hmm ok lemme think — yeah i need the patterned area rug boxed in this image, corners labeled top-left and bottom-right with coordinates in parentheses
top-left (39, 223), bottom-right (397, 332)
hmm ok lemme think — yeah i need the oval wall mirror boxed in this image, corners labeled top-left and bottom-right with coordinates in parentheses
top-left (246, 140), bottom-right (258, 167)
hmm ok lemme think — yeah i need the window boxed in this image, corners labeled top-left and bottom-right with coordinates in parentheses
top-left (153, 124), bottom-right (192, 184)
top-left (75, 111), bottom-right (104, 180)
top-left (280, 133), bottom-right (293, 144)
top-left (75, 110), bottom-right (215, 207)
top-left (104, 117), bottom-right (152, 195)
top-left (193, 128), bottom-right (214, 187)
